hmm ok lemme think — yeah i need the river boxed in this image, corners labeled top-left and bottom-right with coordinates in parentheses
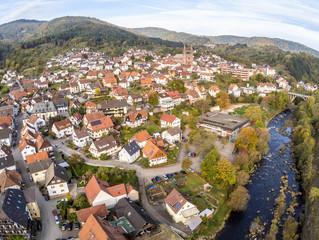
top-left (215, 110), bottom-right (303, 240)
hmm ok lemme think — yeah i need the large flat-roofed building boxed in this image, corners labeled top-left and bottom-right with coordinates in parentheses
top-left (197, 112), bottom-right (249, 139)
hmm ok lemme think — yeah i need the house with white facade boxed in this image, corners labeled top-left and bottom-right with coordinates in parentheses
top-left (118, 141), bottom-right (140, 163)
top-left (162, 127), bottom-right (183, 144)
top-left (208, 85), bottom-right (220, 97)
top-left (45, 163), bottom-right (69, 198)
top-left (228, 84), bottom-right (241, 97)
top-left (257, 83), bottom-right (277, 94)
top-left (142, 140), bottom-right (167, 166)
top-left (73, 129), bottom-right (92, 148)
top-left (164, 188), bottom-right (201, 230)
top-left (51, 118), bottom-right (74, 139)
top-left (84, 176), bottom-right (139, 209)
top-left (160, 114), bottom-right (181, 128)
top-left (89, 135), bottom-right (121, 158)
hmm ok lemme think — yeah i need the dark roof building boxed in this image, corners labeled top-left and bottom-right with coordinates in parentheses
top-left (113, 198), bottom-right (157, 238)
top-left (197, 112), bottom-right (249, 139)
top-left (123, 141), bottom-right (140, 156)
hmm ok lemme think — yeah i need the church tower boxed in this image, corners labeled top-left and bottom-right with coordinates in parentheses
top-left (182, 45), bottom-right (193, 65)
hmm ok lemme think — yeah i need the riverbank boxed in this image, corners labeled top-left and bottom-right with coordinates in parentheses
top-left (215, 110), bottom-right (303, 239)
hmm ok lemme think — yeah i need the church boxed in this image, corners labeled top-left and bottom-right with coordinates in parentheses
top-left (174, 45), bottom-right (194, 65)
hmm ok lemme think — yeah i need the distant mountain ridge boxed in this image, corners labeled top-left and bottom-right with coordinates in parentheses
top-left (132, 27), bottom-right (319, 57)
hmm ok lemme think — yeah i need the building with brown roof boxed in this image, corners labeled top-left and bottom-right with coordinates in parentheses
top-left (164, 188), bottom-right (201, 229)
top-left (160, 114), bottom-right (181, 128)
top-left (85, 101), bottom-right (98, 114)
top-left (89, 135), bottom-right (120, 158)
top-left (76, 204), bottom-right (108, 226)
top-left (0, 169), bottom-right (21, 193)
top-left (83, 111), bottom-right (105, 126)
top-left (142, 140), bottom-right (167, 166)
top-left (78, 214), bottom-right (125, 240)
top-left (51, 118), bottom-right (74, 138)
top-left (25, 151), bottom-right (49, 164)
top-left (126, 109), bottom-right (148, 128)
top-left (86, 116), bottom-right (114, 139)
top-left (130, 130), bottom-right (151, 148)
top-left (84, 175), bottom-right (138, 209)
top-left (104, 72), bottom-right (118, 87)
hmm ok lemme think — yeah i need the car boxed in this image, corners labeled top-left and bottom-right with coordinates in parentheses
top-left (21, 181), bottom-right (25, 187)
top-left (188, 152), bottom-right (192, 157)
top-left (74, 147), bottom-right (79, 151)
top-left (183, 139), bottom-right (188, 142)
top-left (67, 222), bottom-right (73, 231)
top-left (45, 194), bottom-right (50, 201)
top-left (61, 222), bottom-right (68, 231)
top-left (29, 175), bottom-right (33, 182)
top-left (52, 210), bottom-right (58, 217)
top-left (16, 168), bottom-right (21, 173)
top-left (155, 176), bottom-right (161, 182)
top-left (74, 222), bottom-right (80, 230)
top-left (151, 178), bottom-right (156, 183)
top-left (180, 170), bottom-right (186, 174)
top-left (55, 216), bottom-right (60, 225)
top-left (166, 173), bottom-right (172, 179)
top-left (57, 198), bottom-right (68, 204)
top-left (174, 172), bottom-right (180, 175)
top-left (67, 237), bottom-right (74, 240)
top-left (37, 221), bottom-right (42, 231)
top-left (188, 168), bottom-right (195, 173)
top-left (162, 174), bottom-right (168, 180)
top-left (26, 167), bottom-right (30, 172)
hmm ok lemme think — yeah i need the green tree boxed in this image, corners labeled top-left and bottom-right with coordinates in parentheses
top-left (229, 186), bottom-right (250, 211)
top-left (96, 167), bottom-right (109, 181)
top-left (236, 170), bottom-right (250, 186)
top-left (214, 158), bottom-right (236, 186)
top-left (244, 106), bottom-right (264, 124)
top-left (216, 91), bottom-right (231, 109)
top-left (200, 147), bottom-right (220, 182)
top-left (149, 92), bottom-right (159, 106)
top-left (236, 128), bottom-right (258, 150)
top-left (282, 216), bottom-right (299, 240)
top-left (168, 79), bottom-right (186, 93)
top-left (78, 106), bottom-right (86, 115)
top-left (99, 154), bottom-right (107, 160)
top-left (275, 91), bottom-right (289, 109)
top-left (182, 158), bottom-right (192, 170)
top-left (73, 194), bottom-right (90, 210)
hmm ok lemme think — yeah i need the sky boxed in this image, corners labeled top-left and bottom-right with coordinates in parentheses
top-left (1, 0), bottom-right (319, 51)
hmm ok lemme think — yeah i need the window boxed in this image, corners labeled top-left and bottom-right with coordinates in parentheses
top-left (51, 186), bottom-right (55, 189)
top-left (52, 191), bottom-right (56, 194)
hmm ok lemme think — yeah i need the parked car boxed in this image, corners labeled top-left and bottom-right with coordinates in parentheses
top-left (67, 222), bottom-right (73, 231)
top-left (151, 178), bottom-right (156, 183)
top-left (162, 174), bottom-right (168, 180)
top-left (191, 152), bottom-right (196, 157)
top-left (188, 168), bottom-right (195, 173)
top-left (45, 194), bottom-right (50, 201)
top-left (37, 221), bottom-right (42, 231)
top-left (155, 176), bottom-right (161, 182)
top-left (183, 139), bottom-right (188, 142)
top-left (166, 173), bottom-right (172, 179)
top-left (180, 170), bottom-right (186, 174)
top-left (26, 167), bottom-right (30, 172)
top-left (188, 152), bottom-right (192, 157)
top-left (61, 222), bottom-right (68, 231)
top-left (21, 181), bottom-right (25, 187)
top-left (52, 210), bottom-right (58, 217)
top-left (74, 222), bottom-right (80, 230)
top-left (29, 175), bottom-right (33, 182)
top-left (16, 167), bottom-right (21, 173)
top-left (57, 198), bottom-right (68, 204)
top-left (54, 216), bottom-right (60, 225)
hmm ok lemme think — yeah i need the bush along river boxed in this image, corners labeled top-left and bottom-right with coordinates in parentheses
top-left (216, 110), bottom-right (303, 240)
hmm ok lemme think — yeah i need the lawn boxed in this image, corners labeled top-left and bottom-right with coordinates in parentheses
top-left (91, 94), bottom-right (114, 104)
top-left (230, 105), bottom-right (251, 116)
top-left (179, 173), bottom-right (207, 192)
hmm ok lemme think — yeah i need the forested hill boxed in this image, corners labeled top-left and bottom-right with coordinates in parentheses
top-left (133, 27), bottom-right (319, 58)
top-left (0, 17), bottom-right (182, 72)
top-left (0, 19), bottom-right (45, 42)
top-left (210, 44), bottom-right (319, 84)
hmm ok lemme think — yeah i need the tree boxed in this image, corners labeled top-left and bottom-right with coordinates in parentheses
top-left (275, 91), bottom-right (289, 110)
top-left (182, 158), bottom-right (192, 169)
top-left (236, 170), bottom-right (250, 186)
top-left (216, 91), bottom-right (231, 109)
top-left (309, 187), bottom-right (319, 204)
top-left (233, 152), bottom-right (250, 169)
top-left (78, 106), bottom-right (86, 115)
top-left (168, 79), bottom-right (186, 93)
top-left (95, 88), bottom-right (100, 96)
top-left (200, 147), bottom-right (220, 182)
top-left (73, 194), bottom-right (90, 210)
top-left (214, 158), bottom-right (236, 186)
top-left (149, 92), bottom-right (159, 106)
top-left (229, 186), bottom-right (250, 211)
top-left (244, 106), bottom-right (264, 124)
top-left (194, 99), bottom-right (211, 114)
top-left (236, 128), bottom-right (258, 150)
top-left (282, 216), bottom-right (299, 240)
top-left (99, 154), bottom-right (107, 160)
top-left (96, 167), bottom-right (109, 181)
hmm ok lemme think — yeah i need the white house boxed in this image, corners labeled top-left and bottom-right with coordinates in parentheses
top-left (162, 127), bottom-right (183, 144)
top-left (89, 135), bottom-right (121, 158)
top-left (257, 83), bottom-right (277, 94)
top-left (51, 118), bottom-right (74, 139)
top-left (164, 188), bottom-right (201, 230)
top-left (19, 139), bottom-right (37, 161)
top-left (73, 129), bottom-right (92, 148)
top-left (228, 84), bottom-right (241, 97)
top-left (45, 163), bottom-right (69, 198)
top-left (0, 129), bottom-right (12, 147)
top-left (142, 140), bottom-right (167, 166)
top-left (208, 85), bottom-right (220, 97)
top-left (85, 176), bottom-right (139, 209)
top-left (160, 114), bottom-right (181, 129)
top-left (118, 141), bottom-right (140, 163)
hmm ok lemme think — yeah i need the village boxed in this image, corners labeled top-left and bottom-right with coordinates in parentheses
top-left (0, 45), bottom-right (316, 240)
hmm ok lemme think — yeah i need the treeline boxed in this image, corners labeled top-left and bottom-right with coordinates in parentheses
top-left (291, 94), bottom-right (319, 239)
top-left (211, 44), bottom-right (319, 84)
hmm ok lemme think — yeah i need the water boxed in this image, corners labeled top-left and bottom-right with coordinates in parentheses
top-left (215, 110), bottom-right (303, 240)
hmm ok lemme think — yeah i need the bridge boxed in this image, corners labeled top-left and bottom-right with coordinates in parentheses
top-left (288, 92), bottom-right (310, 102)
